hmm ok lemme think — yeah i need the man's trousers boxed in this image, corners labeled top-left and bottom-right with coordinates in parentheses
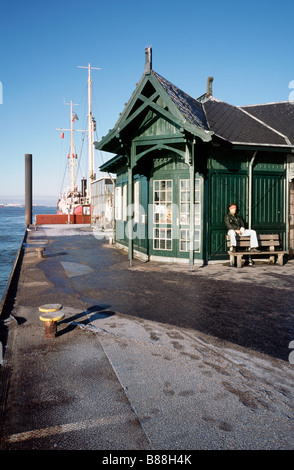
top-left (228, 229), bottom-right (259, 248)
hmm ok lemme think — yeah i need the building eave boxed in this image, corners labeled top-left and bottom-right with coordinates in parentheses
top-left (99, 154), bottom-right (127, 173)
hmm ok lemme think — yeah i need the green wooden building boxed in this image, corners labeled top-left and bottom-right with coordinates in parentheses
top-left (95, 48), bottom-right (294, 264)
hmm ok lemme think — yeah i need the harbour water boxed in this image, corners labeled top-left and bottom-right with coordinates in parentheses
top-left (0, 206), bottom-right (56, 303)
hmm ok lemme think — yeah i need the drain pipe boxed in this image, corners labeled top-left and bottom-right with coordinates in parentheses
top-left (248, 152), bottom-right (257, 229)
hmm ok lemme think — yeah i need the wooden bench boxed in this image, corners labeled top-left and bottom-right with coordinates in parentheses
top-left (226, 234), bottom-right (287, 268)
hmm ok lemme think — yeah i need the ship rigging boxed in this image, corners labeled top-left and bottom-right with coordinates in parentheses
top-left (56, 63), bottom-right (100, 215)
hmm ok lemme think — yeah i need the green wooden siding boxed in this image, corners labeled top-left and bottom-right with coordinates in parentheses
top-left (113, 148), bottom-right (287, 263)
top-left (137, 108), bottom-right (179, 139)
top-left (252, 171), bottom-right (286, 247)
top-left (207, 151), bottom-right (286, 260)
top-left (208, 170), bottom-right (248, 260)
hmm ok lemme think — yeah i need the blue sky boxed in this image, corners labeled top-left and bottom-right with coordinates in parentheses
top-left (1, 0), bottom-right (294, 205)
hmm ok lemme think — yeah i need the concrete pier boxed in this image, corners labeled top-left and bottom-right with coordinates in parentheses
top-left (0, 224), bottom-right (294, 450)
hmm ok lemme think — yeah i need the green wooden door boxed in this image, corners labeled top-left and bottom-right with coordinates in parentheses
top-left (252, 171), bottom-right (286, 247)
top-left (207, 170), bottom-right (248, 260)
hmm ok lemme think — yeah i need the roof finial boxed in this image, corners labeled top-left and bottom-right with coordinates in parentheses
top-left (145, 47), bottom-right (152, 75)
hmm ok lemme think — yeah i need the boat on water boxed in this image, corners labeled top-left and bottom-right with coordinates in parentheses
top-left (36, 63), bottom-right (115, 227)
top-left (56, 63), bottom-right (100, 216)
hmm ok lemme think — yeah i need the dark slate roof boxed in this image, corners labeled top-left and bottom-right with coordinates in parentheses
top-left (97, 67), bottom-right (294, 157)
top-left (153, 72), bottom-right (209, 131)
top-left (239, 102), bottom-right (294, 145)
top-left (202, 97), bottom-right (290, 146)
top-left (153, 71), bottom-right (293, 147)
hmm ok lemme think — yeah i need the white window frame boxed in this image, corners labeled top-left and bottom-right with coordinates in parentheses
top-left (153, 227), bottom-right (172, 251)
top-left (122, 184), bottom-right (127, 221)
top-left (134, 180), bottom-right (140, 223)
top-left (153, 179), bottom-right (173, 225)
top-left (179, 179), bottom-right (190, 226)
top-left (194, 178), bottom-right (201, 252)
top-left (115, 186), bottom-right (122, 220)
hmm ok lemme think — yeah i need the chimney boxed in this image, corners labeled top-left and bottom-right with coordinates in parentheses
top-left (145, 47), bottom-right (152, 75)
top-left (206, 76), bottom-right (214, 97)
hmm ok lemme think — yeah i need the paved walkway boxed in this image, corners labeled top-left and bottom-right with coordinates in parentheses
top-left (0, 224), bottom-right (293, 450)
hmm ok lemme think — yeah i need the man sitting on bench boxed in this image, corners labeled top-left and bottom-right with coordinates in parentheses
top-left (224, 203), bottom-right (260, 253)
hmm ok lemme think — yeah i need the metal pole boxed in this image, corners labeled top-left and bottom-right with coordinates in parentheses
top-left (77, 63), bottom-right (100, 202)
top-left (70, 100), bottom-right (75, 192)
top-left (25, 153), bottom-right (32, 227)
top-left (248, 151), bottom-right (257, 230)
top-left (128, 146), bottom-right (134, 266)
top-left (248, 151), bottom-right (257, 266)
top-left (88, 64), bottom-right (93, 199)
top-left (189, 141), bottom-right (195, 267)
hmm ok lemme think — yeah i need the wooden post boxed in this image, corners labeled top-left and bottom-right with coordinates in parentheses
top-left (189, 141), bottom-right (195, 266)
top-left (127, 146), bottom-right (134, 265)
top-left (25, 154), bottom-right (32, 227)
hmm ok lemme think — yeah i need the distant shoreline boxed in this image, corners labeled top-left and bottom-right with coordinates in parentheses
top-left (0, 204), bottom-right (46, 208)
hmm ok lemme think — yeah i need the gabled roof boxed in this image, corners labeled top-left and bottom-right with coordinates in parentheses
top-left (96, 52), bottom-right (294, 164)
top-left (153, 72), bottom-right (209, 131)
top-left (95, 70), bottom-right (213, 155)
top-left (203, 97), bottom-right (291, 147)
top-left (152, 74), bottom-right (294, 147)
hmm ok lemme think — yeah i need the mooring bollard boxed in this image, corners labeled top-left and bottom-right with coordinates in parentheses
top-left (39, 304), bottom-right (64, 339)
top-left (36, 247), bottom-right (45, 259)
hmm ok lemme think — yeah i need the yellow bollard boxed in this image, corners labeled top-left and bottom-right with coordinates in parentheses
top-left (39, 304), bottom-right (64, 338)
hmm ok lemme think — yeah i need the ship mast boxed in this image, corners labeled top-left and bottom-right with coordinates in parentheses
top-left (78, 63), bottom-right (100, 201)
top-left (57, 100), bottom-right (85, 193)
top-left (68, 100), bottom-right (78, 192)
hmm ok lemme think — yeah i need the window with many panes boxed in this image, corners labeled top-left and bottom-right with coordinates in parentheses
top-left (194, 178), bottom-right (201, 252)
top-left (179, 178), bottom-right (201, 252)
top-left (115, 186), bottom-right (122, 220)
top-left (179, 228), bottom-right (189, 252)
top-left (180, 180), bottom-right (190, 225)
top-left (153, 180), bottom-right (172, 251)
top-left (153, 227), bottom-right (172, 251)
top-left (153, 180), bottom-right (172, 225)
top-left (122, 185), bottom-right (127, 221)
top-left (134, 180), bottom-right (140, 223)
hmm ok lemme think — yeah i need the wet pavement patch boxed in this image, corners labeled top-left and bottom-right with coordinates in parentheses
top-left (34, 228), bottom-right (294, 361)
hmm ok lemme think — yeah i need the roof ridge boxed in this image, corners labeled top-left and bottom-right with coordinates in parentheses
top-left (153, 70), bottom-right (210, 132)
top-left (240, 101), bottom-right (294, 107)
top-left (239, 106), bottom-right (291, 145)
top-left (153, 71), bottom-right (200, 103)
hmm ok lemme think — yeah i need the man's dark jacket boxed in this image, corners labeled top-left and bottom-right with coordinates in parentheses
top-left (224, 213), bottom-right (245, 231)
